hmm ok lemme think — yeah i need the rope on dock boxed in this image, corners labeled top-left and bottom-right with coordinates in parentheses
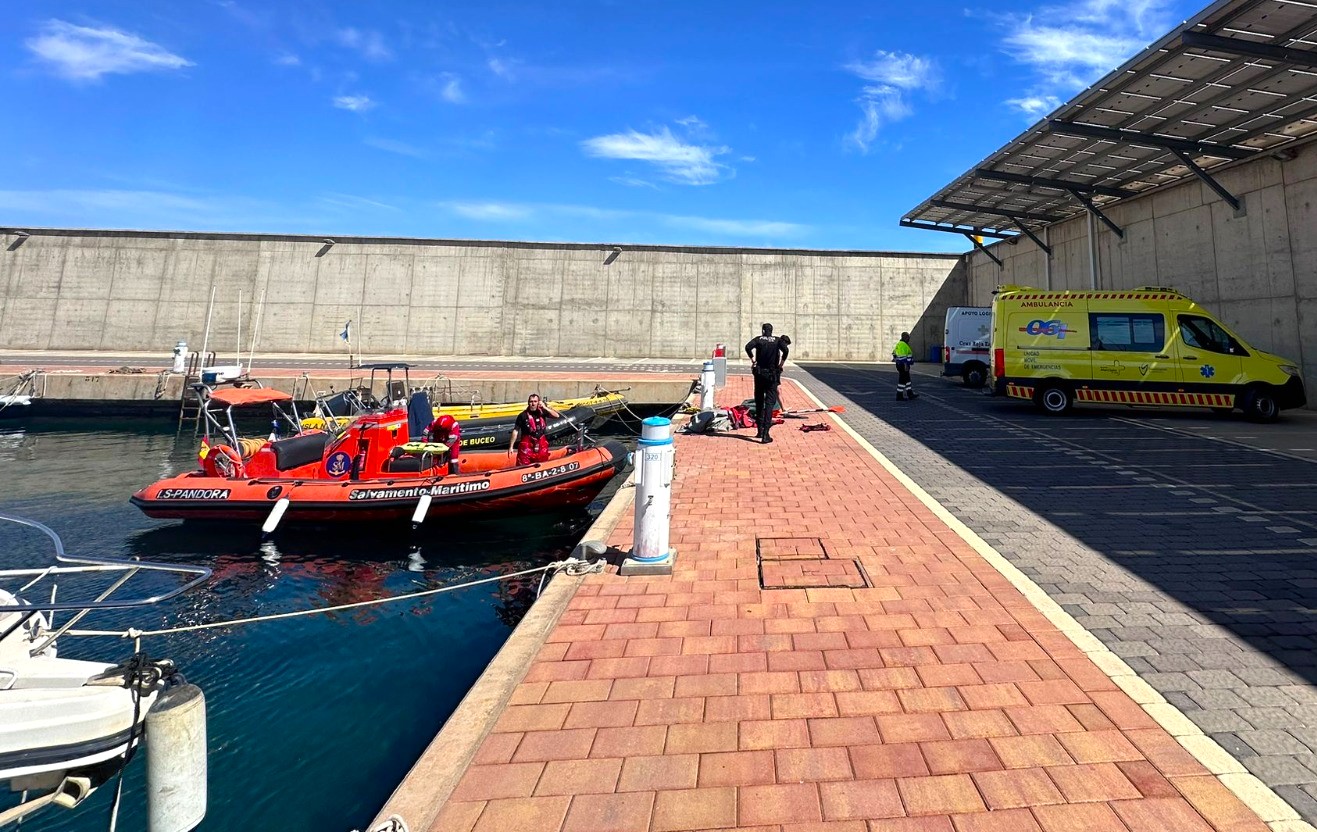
top-left (66, 556), bottom-right (606, 640)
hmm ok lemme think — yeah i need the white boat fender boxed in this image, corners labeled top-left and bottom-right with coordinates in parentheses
top-left (411, 492), bottom-right (433, 529)
top-left (146, 682), bottom-right (207, 832)
top-left (261, 496), bottom-right (291, 536)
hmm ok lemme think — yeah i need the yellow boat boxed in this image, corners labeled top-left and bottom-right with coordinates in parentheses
top-left (435, 390), bottom-right (628, 421)
top-left (301, 381), bottom-right (628, 432)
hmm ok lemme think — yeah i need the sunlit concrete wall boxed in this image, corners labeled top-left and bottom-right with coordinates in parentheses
top-left (0, 231), bottom-right (965, 362)
top-left (966, 141), bottom-right (1317, 406)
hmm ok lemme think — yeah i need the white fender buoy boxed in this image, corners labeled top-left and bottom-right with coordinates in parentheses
top-left (146, 683), bottom-right (207, 832)
top-left (411, 492), bottom-right (433, 528)
top-left (261, 497), bottom-right (291, 536)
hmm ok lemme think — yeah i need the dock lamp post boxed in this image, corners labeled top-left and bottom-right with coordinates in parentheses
top-left (621, 417), bottom-right (675, 576)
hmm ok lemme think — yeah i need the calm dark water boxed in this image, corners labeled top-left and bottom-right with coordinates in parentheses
top-left (0, 417), bottom-right (630, 831)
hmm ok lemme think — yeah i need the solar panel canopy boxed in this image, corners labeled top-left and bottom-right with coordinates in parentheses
top-left (903, 0), bottom-right (1317, 240)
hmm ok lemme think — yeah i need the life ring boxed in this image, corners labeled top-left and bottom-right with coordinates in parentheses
top-left (203, 444), bottom-right (245, 479)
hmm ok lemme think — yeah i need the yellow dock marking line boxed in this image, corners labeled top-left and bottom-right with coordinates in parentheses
top-left (787, 376), bottom-right (1315, 832)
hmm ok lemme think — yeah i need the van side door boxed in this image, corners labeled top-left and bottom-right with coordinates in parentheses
top-left (1174, 314), bottom-right (1245, 389)
top-left (1088, 312), bottom-right (1175, 389)
top-left (1007, 311), bottom-right (1090, 381)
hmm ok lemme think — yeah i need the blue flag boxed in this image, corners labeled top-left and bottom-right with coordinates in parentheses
top-left (340, 321), bottom-right (351, 342)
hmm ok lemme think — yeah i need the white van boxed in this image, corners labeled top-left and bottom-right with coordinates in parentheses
top-left (943, 306), bottom-right (993, 387)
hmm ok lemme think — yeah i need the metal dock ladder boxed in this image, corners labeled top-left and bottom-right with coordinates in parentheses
top-left (176, 351), bottom-right (215, 432)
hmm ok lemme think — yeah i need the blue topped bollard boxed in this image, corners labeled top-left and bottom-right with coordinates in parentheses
top-left (621, 416), bottom-right (675, 576)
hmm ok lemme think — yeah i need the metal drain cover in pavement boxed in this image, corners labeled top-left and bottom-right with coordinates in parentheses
top-left (757, 537), bottom-right (869, 589)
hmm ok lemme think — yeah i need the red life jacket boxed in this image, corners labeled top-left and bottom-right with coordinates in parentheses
top-left (427, 419), bottom-right (462, 458)
top-left (728, 405), bottom-right (756, 429)
top-left (516, 411), bottom-right (550, 465)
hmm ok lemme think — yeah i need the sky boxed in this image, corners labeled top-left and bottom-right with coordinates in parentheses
top-left (1, 0), bottom-right (1204, 253)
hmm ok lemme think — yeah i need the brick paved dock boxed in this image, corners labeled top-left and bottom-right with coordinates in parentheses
top-left (423, 375), bottom-right (1280, 832)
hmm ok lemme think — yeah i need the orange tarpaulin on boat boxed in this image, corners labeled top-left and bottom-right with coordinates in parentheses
top-left (207, 388), bottom-right (292, 407)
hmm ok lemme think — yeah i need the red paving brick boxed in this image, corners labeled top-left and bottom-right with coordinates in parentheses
top-left (428, 377), bottom-right (1271, 831)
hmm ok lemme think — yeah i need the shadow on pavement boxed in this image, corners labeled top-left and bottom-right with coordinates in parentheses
top-left (799, 362), bottom-right (1317, 687)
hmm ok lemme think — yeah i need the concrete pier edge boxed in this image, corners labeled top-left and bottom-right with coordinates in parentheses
top-left (370, 472), bottom-right (640, 831)
top-left (789, 376), bottom-right (1314, 832)
top-left (370, 385), bottom-right (699, 831)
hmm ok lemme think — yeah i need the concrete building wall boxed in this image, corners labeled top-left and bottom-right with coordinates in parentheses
top-left (0, 231), bottom-right (965, 362)
top-left (966, 142), bottom-right (1317, 405)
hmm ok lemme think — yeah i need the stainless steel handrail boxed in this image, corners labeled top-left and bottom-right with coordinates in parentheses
top-left (0, 513), bottom-right (212, 614)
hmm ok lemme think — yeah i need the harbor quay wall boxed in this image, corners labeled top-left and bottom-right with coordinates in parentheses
top-left (0, 230), bottom-right (966, 363)
top-left (965, 140), bottom-right (1317, 406)
top-left (0, 370), bottom-right (694, 414)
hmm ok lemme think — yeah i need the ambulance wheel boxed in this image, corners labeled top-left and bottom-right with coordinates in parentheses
top-left (1034, 384), bottom-right (1073, 416)
top-left (1243, 386), bottom-right (1280, 423)
top-left (963, 365), bottom-right (987, 388)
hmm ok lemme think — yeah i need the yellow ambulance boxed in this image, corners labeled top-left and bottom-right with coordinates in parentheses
top-left (990, 285), bottom-right (1306, 421)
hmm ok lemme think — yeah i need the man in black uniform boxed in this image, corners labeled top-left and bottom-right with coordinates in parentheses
top-left (745, 323), bottom-right (788, 444)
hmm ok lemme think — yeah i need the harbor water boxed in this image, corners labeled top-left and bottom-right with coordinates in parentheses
top-left (0, 417), bottom-right (632, 831)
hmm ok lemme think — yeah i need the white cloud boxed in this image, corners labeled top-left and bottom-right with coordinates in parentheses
top-left (333, 94), bottom-right (375, 112)
top-left (488, 57), bottom-right (514, 79)
top-left (663, 216), bottom-right (806, 238)
top-left (998, 0), bottom-right (1175, 118)
top-left (336, 27), bottom-right (391, 61)
top-left (364, 137), bottom-right (425, 158)
top-left (0, 188), bottom-right (302, 232)
top-left (843, 51), bottom-right (939, 152)
top-left (846, 51), bottom-right (939, 89)
top-left (1005, 94), bottom-right (1062, 119)
top-left (581, 126), bottom-right (731, 186)
top-left (274, 53), bottom-right (301, 67)
top-left (440, 74), bottom-right (464, 104)
top-left (318, 193), bottom-right (398, 212)
top-left (25, 20), bottom-right (193, 81)
top-left (436, 200), bottom-right (807, 241)
top-left (609, 176), bottom-right (658, 189)
top-left (443, 201), bottom-right (532, 220)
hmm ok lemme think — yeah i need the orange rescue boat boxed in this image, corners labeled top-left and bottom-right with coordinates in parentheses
top-left (131, 391), bottom-right (629, 527)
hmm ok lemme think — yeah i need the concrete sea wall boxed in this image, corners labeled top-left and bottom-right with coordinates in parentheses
top-left (0, 231), bottom-right (966, 363)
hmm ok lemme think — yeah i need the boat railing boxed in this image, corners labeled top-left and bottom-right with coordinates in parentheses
top-left (0, 514), bottom-right (212, 657)
top-left (421, 374), bottom-right (483, 410)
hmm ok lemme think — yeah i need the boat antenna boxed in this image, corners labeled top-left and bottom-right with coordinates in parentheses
top-left (199, 284), bottom-right (217, 363)
top-left (247, 286), bottom-right (267, 376)
top-left (235, 289), bottom-right (243, 371)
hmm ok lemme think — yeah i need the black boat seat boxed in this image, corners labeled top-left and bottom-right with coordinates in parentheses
top-left (271, 432), bottom-right (331, 471)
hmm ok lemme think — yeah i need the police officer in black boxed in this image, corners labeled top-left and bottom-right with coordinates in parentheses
top-left (745, 323), bottom-right (788, 444)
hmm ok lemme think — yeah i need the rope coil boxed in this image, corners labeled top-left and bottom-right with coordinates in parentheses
top-left (68, 557), bottom-right (606, 640)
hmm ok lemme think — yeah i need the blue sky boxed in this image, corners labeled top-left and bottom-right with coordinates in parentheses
top-left (1, 0), bottom-right (1201, 252)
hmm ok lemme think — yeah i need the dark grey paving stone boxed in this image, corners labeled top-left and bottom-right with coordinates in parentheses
top-left (1189, 689), bottom-right (1250, 710)
top-left (1273, 785), bottom-right (1317, 821)
top-left (1212, 732), bottom-right (1260, 759)
top-left (1193, 710), bottom-right (1256, 734)
top-left (1245, 755), bottom-right (1317, 786)
top-left (1238, 730), bottom-right (1314, 756)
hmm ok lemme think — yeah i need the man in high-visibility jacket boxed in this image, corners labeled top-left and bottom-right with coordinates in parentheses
top-left (893, 332), bottom-right (918, 401)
